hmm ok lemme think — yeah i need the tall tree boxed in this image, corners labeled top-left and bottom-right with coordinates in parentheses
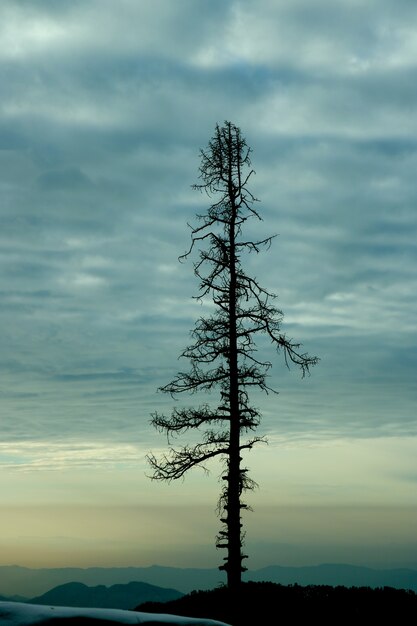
top-left (147, 121), bottom-right (318, 592)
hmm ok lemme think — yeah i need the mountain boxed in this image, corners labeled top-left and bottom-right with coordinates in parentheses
top-left (1, 563), bottom-right (417, 598)
top-left (0, 594), bottom-right (28, 603)
top-left (29, 581), bottom-right (183, 610)
top-left (0, 565), bottom-right (223, 597)
top-left (249, 563), bottom-right (417, 591)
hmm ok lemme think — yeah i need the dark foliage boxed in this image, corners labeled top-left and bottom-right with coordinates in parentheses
top-left (136, 581), bottom-right (417, 625)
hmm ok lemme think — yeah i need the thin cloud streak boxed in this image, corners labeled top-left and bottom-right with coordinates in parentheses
top-left (0, 441), bottom-right (145, 471)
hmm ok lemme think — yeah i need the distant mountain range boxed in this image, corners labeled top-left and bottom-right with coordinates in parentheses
top-left (250, 563), bottom-right (417, 591)
top-left (1, 563), bottom-right (417, 599)
top-left (28, 580), bottom-right (182, 610)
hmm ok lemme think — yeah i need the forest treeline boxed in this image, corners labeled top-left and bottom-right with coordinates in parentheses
top-left (136, 581), bottom-right (417, 625)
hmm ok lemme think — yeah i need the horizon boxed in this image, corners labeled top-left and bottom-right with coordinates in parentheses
top-left (1, 0), bottom-right (416, 576)
top-left (2, 560), bottom-right (417, 573)
top-left (2, 559), bottom-right (417, 602)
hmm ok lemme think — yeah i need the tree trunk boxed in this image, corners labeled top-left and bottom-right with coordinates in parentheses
top-left (226, 177), bottom-right (242, 592)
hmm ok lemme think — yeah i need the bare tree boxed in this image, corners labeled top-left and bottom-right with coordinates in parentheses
top-left (147, 121), bottom-right (318, 592)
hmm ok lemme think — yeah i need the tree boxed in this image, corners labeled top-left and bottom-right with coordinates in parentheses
top-left (147, 121), bottom-right (318, 592)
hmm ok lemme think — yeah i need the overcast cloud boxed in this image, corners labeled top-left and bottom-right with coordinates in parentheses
top-left (0, 0), bottom-right (416, 469)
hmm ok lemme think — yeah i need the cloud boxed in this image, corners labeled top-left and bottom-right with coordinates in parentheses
top-left (0, 0), bottom-right (415, 466)
top-left (0, 0), bottom-right (228, 62)
top-left (215, 0), bottom-right (417, 73)
top-left (37, 167), bottom-right (93, 191)
top-left (0, 440), bottom-right (146, 472)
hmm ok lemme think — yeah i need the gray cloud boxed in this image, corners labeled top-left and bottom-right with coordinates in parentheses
top-left (0, 0), bottom-right (415, 453)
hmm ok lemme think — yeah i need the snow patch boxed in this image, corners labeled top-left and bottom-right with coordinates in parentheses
top-left (0, 601), bottom-right (230, 625)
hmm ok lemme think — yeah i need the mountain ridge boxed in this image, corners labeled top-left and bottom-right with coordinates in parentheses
top-left (28, 580), bottom-right (183, 610)
top-left (1, 563), bottom-right (417, 598)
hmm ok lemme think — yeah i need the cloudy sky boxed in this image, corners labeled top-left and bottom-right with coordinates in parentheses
top-left (0, 0), bottom-right (416, 574)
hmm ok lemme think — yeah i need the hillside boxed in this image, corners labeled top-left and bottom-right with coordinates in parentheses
top-left (137, 581), bottom-right (417, 625)
top-left (29, 581), bottom-right (182, 610)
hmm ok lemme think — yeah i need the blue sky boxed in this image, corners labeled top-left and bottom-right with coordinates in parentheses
top-left (0, 0), bottom-right (416, 573)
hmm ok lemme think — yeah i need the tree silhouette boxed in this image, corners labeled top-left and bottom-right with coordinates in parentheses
top-left (147, 121), bottom-right (318, 592)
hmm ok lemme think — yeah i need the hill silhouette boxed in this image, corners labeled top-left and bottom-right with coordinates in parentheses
top-left (29, 581), bottom-right (182, 610)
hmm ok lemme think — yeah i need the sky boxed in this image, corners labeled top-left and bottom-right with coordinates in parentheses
top-left (0, 0), bottom-right (416, 575)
